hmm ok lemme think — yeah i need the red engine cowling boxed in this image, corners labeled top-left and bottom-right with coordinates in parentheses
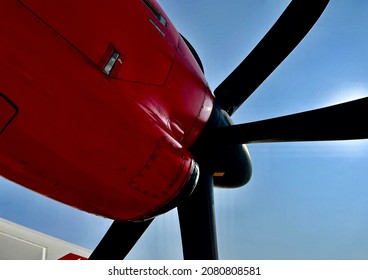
top-left (0, 0), bottom-right (213, 220)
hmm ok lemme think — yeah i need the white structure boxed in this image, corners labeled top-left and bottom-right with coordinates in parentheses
top-left (0, 218), bottom-right (91, 260)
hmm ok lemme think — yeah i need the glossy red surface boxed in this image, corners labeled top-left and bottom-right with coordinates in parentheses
top-left (0, 0), bottom-right (213, 220)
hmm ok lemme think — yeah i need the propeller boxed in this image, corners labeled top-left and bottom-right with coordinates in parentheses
top-left (172, 0), bottom-right (331, 260)
top-left (89, 0), bottom-right (337, 260)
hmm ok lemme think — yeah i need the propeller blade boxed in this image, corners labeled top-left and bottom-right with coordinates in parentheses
top-left (88, 219), bottom-right (153, 260)
top-left (210, 97), bottom-right (368, 144)
top-left (214, 0), bottom-right (329, 115)
top-left (177, 173), bottom-right (218, 260)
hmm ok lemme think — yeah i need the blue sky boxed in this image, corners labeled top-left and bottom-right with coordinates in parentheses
top-left (2, 0), bottom-right (368, 259)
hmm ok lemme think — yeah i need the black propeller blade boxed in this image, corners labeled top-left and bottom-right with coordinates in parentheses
top-left (89, 219), bottom-right (153, 260)
top-left (177, 173), bottom-right (218, 260)
top-left (214, 0), bottom-right (330, 115)
top-left (210, 97), bottom-right (368, 144)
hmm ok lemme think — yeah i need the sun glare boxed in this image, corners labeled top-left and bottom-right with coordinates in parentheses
top-left (322, 83), bottom-right (368, 107)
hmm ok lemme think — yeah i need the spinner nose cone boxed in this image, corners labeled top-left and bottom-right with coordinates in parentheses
top-left (191, 102), bottom-right (253, 188)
